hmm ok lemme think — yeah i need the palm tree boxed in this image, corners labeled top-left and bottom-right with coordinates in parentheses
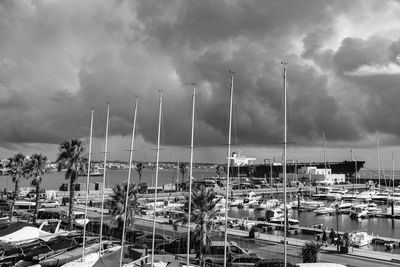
top-left (215, 165), bottom-right (224, 178)
top-left (180, 163), bottom-right (188, 188)
top-left (247, 164), bottom-right (256, 183)
top-left (136, 163), bottom-right (145, 185)
top-left (25, 153), bottom-right (48, 224)
top-left (183, 187), bottom-right (222, 264)
top-left (56, 139), bottom-right (86, 230)
top-left (301, 241), bottom-right (322, 263)
top-left (6, 153), bottom-right (27, 218)
top-left (110, 183), bottom-right (141, 241)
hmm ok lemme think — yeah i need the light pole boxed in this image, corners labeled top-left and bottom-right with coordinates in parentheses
top-left (335, 203), bottom-right (340, 252)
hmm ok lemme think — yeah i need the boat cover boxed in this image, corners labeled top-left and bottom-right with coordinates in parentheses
top-left (92, 247), bottom-right (143, 267)
top-left (0, 222), bottom-right (32, 237)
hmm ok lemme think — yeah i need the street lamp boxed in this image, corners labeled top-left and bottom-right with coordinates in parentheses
top-left (335, 203), bottom-right (340, 252)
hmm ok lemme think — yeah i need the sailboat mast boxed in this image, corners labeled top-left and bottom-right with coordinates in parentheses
top-left (82, 109), bottom-right (94, 260)
top-left (99, 103), bottom-right (110, 254)
top-left (151, 92), bottom-right (162, 267)
top-left (186, 86), bottom-right (196, 267)
top-left (282, 62), bottom-right (288, 267)
top-left (223, 72), bottom-right (234, 267)
top-left (119, 96), bottom-right (138, 267)
top-left (377, 131), bottom-right (381, 187)
top-left (323, 132), bottom-right (327, 179)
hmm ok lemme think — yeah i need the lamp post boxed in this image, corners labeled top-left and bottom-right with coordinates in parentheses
top-left (335, 203), bottom-right (340, 252)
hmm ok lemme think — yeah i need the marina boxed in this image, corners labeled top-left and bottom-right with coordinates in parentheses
top-left (2, 1), bottom-right (400, 266)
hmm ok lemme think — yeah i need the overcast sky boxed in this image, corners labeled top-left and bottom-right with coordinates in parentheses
top-left (1, 0), bottom-right (400, 169)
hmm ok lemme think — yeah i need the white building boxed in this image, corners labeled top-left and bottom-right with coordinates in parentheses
top-left (229, 152), bottom-right (256, 167)
top-left (297, 166), bottom-right (345, 185)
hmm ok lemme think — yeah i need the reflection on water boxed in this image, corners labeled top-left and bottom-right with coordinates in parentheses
top-left (228, 206), bottom-right (400, 253)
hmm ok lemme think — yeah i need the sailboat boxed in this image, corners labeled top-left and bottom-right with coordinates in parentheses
top-left (223, 72), bottom-right (234, 267)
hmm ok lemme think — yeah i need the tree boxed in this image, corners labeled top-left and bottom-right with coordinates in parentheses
top-left (136, 163), bottom-right (145, 185)
top-left (301, 241), bottom-right (322, 263)
top-left (215, 165), bottom-right (224, 178)
top-left (247, 164), bottom-right (256, 183)
top-left (25, 153), bottom-right (48, 224)
top-left (110, 183), bottom-right (141, 241)
top-left (6, 153), bottom-right (27, 218)
top-left (180, 163), bottom-right (188, 183)
top-left (183, 187), bottom-right (222, 264)
top-left (56, 139), bottom-right (86, 230)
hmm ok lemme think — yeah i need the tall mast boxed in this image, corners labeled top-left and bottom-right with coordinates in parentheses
top-left (223, 72), bottom-right (234, 267)
top-left (392, 153), bottom-right (395, 216)
top-left (376, 131), bottom-right (381, 187)
top-left (99, 103), bottom-right (110, 254)
top-left (151, 92), bottom-right (162, 267)
top-left (323, 132), bottom-right (327, 179)
top-left (119, 97), bottom-right (139, 267)
top-left (186, 85), bottom-right (196, 267)
top-left (282, 62), bottom-right (288, 267)
top-left (82, 109), bottom-right (94, 260)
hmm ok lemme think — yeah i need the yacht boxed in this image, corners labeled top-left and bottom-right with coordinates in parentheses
top-left (356, 190), bottom-right (377, 202)
top-left (313, 205), bottom-right (336, 215)
top-left (371, 191), bottom-right (389, 202)
top-left (349, 231), bottom-right (373, 247)
top-left (367, 202), bottom-right (381, 214)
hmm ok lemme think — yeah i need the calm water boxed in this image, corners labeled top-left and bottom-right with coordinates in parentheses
top-left (228, 207), bottom-right (400, 253)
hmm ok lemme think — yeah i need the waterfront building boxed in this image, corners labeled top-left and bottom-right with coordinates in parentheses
top-left (230, 152), bottom-right (256, 167)
top-left (297, 166), bottom-right (345, 185)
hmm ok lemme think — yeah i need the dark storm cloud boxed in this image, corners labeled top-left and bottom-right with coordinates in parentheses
top-left (0, 0), bottom-right (400, 151)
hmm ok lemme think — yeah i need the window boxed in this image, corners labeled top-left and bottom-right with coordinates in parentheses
top-left (230, 246), bottom-right (244, 254)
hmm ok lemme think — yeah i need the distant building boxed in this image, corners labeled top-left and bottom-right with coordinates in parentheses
top-left (298, 166), bottom-right (345, 185)
top-left (230, 152), bottom-right (256, 167)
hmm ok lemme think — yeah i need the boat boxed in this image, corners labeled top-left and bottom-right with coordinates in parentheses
top-left (255, 199), bottom-right (279, 210)
top-left (38, 241), bottom-right (119, 267)
top-left (356, 190), bottom-right (376, 202)
top-left (228, 160), bottom-right (365, 179)
top-left (265, 208), bottom-right (284, 221)
top-left (313, 205), bottom-right (336, 215)
top-left (349, 231), bottom-right (373, 247)
top-left (349, 204), bottom-right (369, 219)
top-left (387, 201), bottom-right (400, 215)
top-left (269, 217), bottom-right (299, 227)
top-left (371, 191), bottom-right (389, 202)
top-left (366, 203), bottom-right (381, 214)
top-left (0, 220), bottom-right (70, 244)
top-left (242, 192), bottom-right (261, 207)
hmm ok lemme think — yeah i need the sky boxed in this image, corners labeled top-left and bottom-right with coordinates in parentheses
top-left (1, 0), bottom-right (400, 169)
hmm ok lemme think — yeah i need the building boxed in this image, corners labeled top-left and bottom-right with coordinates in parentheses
top-left (229, 152), bottom-right (256, 167)
top-left (297, 166), bottom-right (345, 185)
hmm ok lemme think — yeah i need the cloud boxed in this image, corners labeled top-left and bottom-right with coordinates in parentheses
top-left (1, 0), bottom-right (400, 162)
top-left (344, 63), bottom-right (400, 76)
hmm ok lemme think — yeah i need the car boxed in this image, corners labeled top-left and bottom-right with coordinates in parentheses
top-left (40, 200), bottom-right (60, 208)
top-left (204, 241), bottom-right (257, 267)
top-left (136, 233), bottom-right (173, 248)
top-left (35, 210), bottom-right (61, 224)
top-left (60, 210), bottom-right (89, 228)
top-left (156, 237), bottom-right (196, 254)
top-left (85, 221), bottom-right (111, 236)
top-left (228, 254), bottom-right (262, 267)
top-left (254, 259), bottom-right (294, 267)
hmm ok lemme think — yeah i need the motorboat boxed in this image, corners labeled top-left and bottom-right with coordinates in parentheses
top-left (367, 203), bottom-right (381, 214)
top-left (265, 208), bottom-right (284, 221)
top-left (349, 231), bottom-right (373, 247)
top-left (0, 220), bottom-right (70, 244)
top-left (269, 217), bottom-right (299, 227)
top-left (313, 205), bottom-right (336, 215)
top-left (255, 199), bottom-right (280, 210)
top-left (349, 204), bottom-right (369, 219)
top-left (356, 190), bottom-right (376, 202)
top-left (371, 191), bottom-right (389, 202)
top-left (242, 192), bottom-right (262, 207)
